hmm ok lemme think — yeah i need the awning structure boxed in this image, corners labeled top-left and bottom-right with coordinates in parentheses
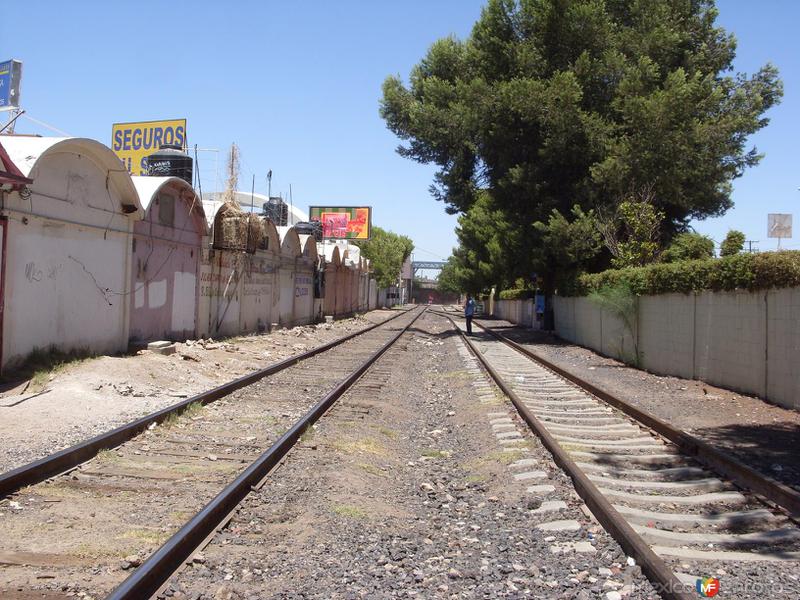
top-left (0, 138), bottom-right (32, 189)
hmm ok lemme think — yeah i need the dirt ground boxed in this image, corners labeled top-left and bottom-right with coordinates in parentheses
top-left (477, 317), bottom-right (800, 493)
top-left (0, 310), bottom-right (397, 473)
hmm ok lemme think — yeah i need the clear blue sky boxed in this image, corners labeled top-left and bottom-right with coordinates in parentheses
top-left (1, 1), bottom-right (797, 266)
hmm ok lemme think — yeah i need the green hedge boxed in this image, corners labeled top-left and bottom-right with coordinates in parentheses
top-left (566, 251), bottom-right (800, 297)
top-left (498, 288), bottom-right (534, 300)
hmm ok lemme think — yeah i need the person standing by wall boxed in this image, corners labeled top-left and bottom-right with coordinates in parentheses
top-left (464, 294), bottom-right (476, 334)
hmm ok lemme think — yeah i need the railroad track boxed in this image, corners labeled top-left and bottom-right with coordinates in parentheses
top-left (436, 308), bottom-right (800, 599)
top-left (0, 306), bottom-right (425, 600)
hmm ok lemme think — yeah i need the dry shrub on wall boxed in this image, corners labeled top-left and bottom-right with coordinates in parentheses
top-left (214, 202), bottom-right (248, 250)
top-left (570, 251), bottom-right (800, 297)
top-left (246, 214), bottom-right (263, 254)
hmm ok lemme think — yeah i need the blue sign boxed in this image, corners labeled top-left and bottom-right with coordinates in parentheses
top-left (535, 293), bottom-right (546, 314)
top-left (0, 59), bottom-right (22, 109)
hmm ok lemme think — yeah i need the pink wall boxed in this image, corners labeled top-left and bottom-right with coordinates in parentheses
top-left (130, 182), bottom-right (204, 342)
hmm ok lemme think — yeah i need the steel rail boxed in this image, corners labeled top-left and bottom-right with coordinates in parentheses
top-left (472, 317), bottom-right (800, 519)
top-left (106, 307), bottom-right (426, 600)
top-left (436, 312), bottom-right (693, 600)
top-left (0, 308), bottom-right (412, 498)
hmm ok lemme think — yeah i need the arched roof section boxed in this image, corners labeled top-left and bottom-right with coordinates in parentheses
top-left (2, 136), bottom-right (142, 218)
top-left (245, 213), bottom-right (263, 253)
top-left (131, 175), bottom-right (208, 235)
top-left (299, 234), bottom-right (319, 264)
top-left (262, 218), bottom-right (280, 254)
top-left (321, 243), bottom-right (341, 267)
top-left (277, 226), bottom-right (302, 259)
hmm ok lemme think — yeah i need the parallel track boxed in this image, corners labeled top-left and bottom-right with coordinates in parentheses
top-left (436, 309), bottom-right (800, 600)
top-left (0, 307), bottom-right (425, 599)
top-left (0, 308), bottom-right (411, 498)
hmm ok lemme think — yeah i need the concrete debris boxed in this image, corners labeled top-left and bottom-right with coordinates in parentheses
top-left (147, 341), bottom-right (177, 355)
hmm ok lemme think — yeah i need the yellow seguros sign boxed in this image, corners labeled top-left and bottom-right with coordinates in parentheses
top-left (111, 119), bottom-right (187, 175)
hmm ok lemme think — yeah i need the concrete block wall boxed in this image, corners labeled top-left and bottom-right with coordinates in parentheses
top-left (600, 309), bottom-right (635, 363)
top-left (494, 299), bottom-right (537, 328)
top-left (553, 289), bottom-right (800, 411)
top-left (638, 294), bottom-right (694, 379)
top-left (573, 298), bottom-right (602, 351)
top-left (553, 296), bottom-right (577, 343)
top-left (694, 290), bottom-right (766, 398)
top-left (766, 288), bottom-right (800, 406)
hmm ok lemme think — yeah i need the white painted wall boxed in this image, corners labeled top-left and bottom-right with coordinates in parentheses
top-left (278, 261), bottom-right (295, 325)
top-left (368, 278), bottom-right (378, 311)
top-left (206, 251), bottom-right (243, 338)
top-left (240, 253), bottom-right (278, 333)
top-left (553, 289), bottom-right (800, 411)
top-left (3, 217), bottom-right (131, 366)
top-left (293, 268), bottom-right (314, 325)
top-left (1, 139), bottom-right (140, 368)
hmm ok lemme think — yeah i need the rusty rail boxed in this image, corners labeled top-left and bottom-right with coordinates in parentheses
top-left (437, 312), bottom-right (694, 600)
top-left (473, 318), bottom-right (800, 520)
top-left (106, 306), bottom-right (426, 600)
top-left (0, 308), bottom-right (412, 498)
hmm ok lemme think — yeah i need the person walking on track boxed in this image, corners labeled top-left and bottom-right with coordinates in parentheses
top-left (464, 294), bottom-right (476, 334)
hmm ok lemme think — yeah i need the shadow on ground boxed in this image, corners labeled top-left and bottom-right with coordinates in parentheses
top-left (697, 421), bottom-right (800, 491)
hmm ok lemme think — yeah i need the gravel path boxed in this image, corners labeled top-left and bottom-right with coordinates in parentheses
top-left (477, 318), bottom-right (800, 493)
top-left (165, 311), bottom-right (658, 599)
top-left (0, 311), bottom-right (397, 473)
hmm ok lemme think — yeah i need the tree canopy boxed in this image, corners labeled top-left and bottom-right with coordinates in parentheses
top-left (354, 226), bottom-right (414, 288)
top-left (381, 0), bottom-right (781, 293)
top-left (720, 229), bottom-right (746, 257)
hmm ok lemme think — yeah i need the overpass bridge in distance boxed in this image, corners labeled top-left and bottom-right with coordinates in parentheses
top-left (411, 261), bottom-right (447, 276)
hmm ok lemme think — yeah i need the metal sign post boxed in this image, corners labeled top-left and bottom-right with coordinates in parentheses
top-left (768, 214), bottom-right (792, 249)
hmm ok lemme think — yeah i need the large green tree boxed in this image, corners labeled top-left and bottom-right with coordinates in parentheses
top-left (436, 255), bottom-right (463, 294)
top-left (355, 226), bottom-right (414, 288)
top-left (381, 0), bottom-right (781, 292)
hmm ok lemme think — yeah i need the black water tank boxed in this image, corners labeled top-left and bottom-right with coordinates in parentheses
top-left (146, 144), bottom-right (193, 184)
top-left (294, 220), bottom-right (322, 242)
top-left (263, 196), bottom-right (288, 226)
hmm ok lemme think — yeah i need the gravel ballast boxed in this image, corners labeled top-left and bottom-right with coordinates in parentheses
top-left (165, 311), bottom-right (658, 599)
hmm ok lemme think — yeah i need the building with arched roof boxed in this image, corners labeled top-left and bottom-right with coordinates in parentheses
top-left (276, 226), bottom-right (302, 325)
top-left (130, 176), bottom-right (207, 342)
top-left (198, 201), bottom-right (243, 336)
top-left (298, 234), bottom-right (320, 324)
top-left (336, 246), bottom-right (352, 316)
top-left (198, 201), bottom-right (283, 337)
top-left (320, 243), bottom-right (341, 318)
top-left (0, 136), bottom-right (143, 369)
top-left (238, 216), bottom-right (280, 334)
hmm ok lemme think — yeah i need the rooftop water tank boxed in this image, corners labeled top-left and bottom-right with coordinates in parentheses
top-left (293, 220), bottom-right (322, 242)
top-left (263, 196), bottom-right (288, 226)
top-left (146, 144), bottom-right (193, 185)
